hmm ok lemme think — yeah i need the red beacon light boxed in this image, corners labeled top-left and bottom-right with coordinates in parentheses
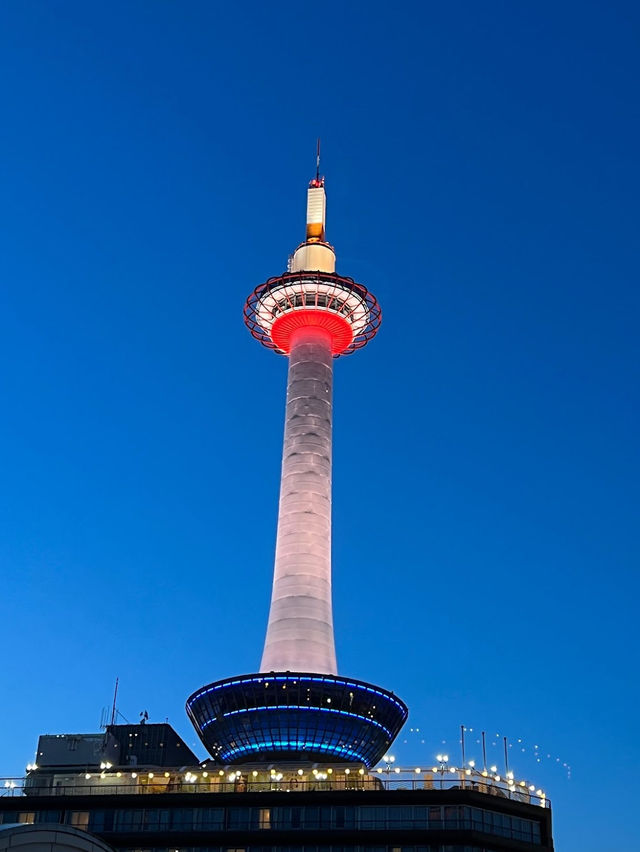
top-left (244, 174), bottom-right (381, 357)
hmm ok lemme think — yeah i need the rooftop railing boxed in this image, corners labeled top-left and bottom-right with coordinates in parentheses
top-left (1, 765), bottom-right (549, 808)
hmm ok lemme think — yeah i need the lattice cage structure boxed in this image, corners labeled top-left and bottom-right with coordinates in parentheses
top-left (244, 272), bottom-right (382, 357)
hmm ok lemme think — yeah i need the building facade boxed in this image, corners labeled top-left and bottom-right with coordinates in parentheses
top-left (1, 761), bottom-right (554, 852)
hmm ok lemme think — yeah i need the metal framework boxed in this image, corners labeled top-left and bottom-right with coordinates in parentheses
top-left (244, 271), bottom-right (382, 357)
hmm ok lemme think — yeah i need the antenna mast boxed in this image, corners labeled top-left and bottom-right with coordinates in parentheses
top-left (109, 677), bottom-right (119, 727)
top-left (315, 137), bottom-right (321, 183)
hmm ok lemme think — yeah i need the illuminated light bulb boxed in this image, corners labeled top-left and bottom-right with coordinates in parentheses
top-left (105, 762), bottom-right (112, 769)
top-left (431, 766), bottom-right (438, 772)
top-left (468, 760), bottom-right (475, 768)
top-left (358, 769), bottom-right (364, 775)
top-left (414, 768), bottom-right (421, 774)
top-left (252, 771), bottom-right (258, 777)
top-left (298, 769), bottom-right (304, 775)
top-left (482, 771), bottom-right (488, 777)
top-left (327, 768), bottom-right (333, 774)
top-left (495, 775), bottom-right (501, 782)
top-left (202, 772), bottom-right (208, 778)
top-left (443, 755), bottom-right (448, 762)
top-left (228, 773), bottom-right (235, 782)
top-left (85, 774), bottom-right (91, 780)
top-left (164, 772), bottom-right (170, 778)
top-left (383, 754), bottom-right (389, 762)
top-left (519, 780), bottom-right (525, 787)
top-left (377, 768), bottom-right (383, 774)
top-left (100, 763), bottom-right (105, 770)
top-left (436, 754), bottom-right (443, 762)
top-left (506, 771), bottom-right (514, 780)
top-left (465, 769), bottom-right (471, 776)
top-left (394, 767), bottom-right (400, 774)
top-left (116, 772), bottom-right (122, 778)
top-left (148, 773), bottom-right (154, 779)
top-left (100, 772), bottom-right (106, 779)
top-left (490, 765), bottom-right (497, 773)
top-left (132, 773), bottom-right (137, 779)
top-left (536, 789), bottom-right (543, 795)
top-left (219, 771), bottom-right (224, 776)
top-left (344, 769), bottom-right (350, 775)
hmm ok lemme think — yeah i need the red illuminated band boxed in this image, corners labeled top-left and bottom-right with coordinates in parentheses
top-left (271, 310), bottom-right (353, 356)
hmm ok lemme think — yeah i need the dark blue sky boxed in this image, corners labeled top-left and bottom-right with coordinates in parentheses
top-left (1, 2), bottom-right (638, 848)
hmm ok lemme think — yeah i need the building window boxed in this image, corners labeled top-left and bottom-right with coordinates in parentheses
top-left (68, 812), bottom-right (89, 830)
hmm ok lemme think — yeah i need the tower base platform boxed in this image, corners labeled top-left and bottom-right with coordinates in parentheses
top-left (186, 672), bottom-right (408, 767)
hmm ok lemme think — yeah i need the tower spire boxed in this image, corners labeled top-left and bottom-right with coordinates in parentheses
top-left (315, 137), bottom-right (321, 183)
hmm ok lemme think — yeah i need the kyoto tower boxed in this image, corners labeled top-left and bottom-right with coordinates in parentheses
top-left (187, 157), bottom-right (407, 766)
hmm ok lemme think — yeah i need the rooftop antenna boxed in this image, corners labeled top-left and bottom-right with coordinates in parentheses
top-left (315, 137), bottom-right (321, 183)
top-left (109, 677), bottom-right (119, 727)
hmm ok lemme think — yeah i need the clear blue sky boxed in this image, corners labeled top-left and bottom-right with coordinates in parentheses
top-left (0, 1), bottom-right (638, 849)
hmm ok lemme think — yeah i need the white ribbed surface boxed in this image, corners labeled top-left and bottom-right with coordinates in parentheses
top-left (306, 186), bottom-right (326, 227)
top-left (260, 325), bottom-right (337, 674)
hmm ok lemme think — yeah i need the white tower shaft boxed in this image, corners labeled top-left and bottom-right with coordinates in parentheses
top-left (260, 324), bottom-right (337, 674)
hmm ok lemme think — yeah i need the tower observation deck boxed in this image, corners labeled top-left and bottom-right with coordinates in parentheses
top-left (187, 165), bottom-right (407, 766)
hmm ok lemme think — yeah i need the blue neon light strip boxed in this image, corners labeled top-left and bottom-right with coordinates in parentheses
top-left (188, 676), bottom-right (407, 714)
top-left (220, 739), bottom-right (367, 763)
top-left (203, 704), bottom-right (392, 738)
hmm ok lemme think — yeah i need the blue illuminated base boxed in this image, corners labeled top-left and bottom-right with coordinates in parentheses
top-left (186, 672), bottom-right (408, 767)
